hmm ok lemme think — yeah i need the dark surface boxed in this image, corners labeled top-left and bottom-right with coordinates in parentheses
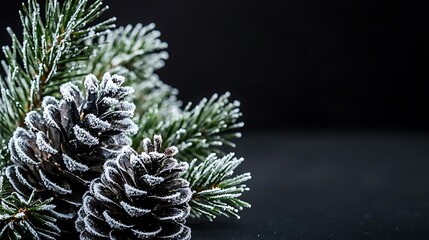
top-left (190, 131), bottom-right (429, 239)
top-left (1, 0), bottom-right (428, 130)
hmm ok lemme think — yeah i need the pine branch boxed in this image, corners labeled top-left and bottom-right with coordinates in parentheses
top-left (0, 177), bottom-right (61, 240)
top-left (0, 0), bottom-right (115, 161)
top-left (182, 153), bottom-right (251, 221)
top-left (134, 92), bottom-right (244, 162)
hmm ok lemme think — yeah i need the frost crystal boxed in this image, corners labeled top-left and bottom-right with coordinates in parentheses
top-left (103, 210), bottom-right (133, 229)
top-left (85, 114), bottom-right (111, 130)
top-left (43, 105), bottom-right (60, 129)
top-left (63, 154), bottom-right (89, 173)
top-left (84, 74), bottom-right (99, 94)
top-left (119, 201), bottom-right (151, 217)
top-left (73, 125), bottom-right (99, 146)
top-left (142, 174), bottom-right (164, 186)
top-left (124, 184), bottom-right (147, 197)
top-left (39, 169), bottom-right (72, 195)
top-left (36, 132), bottom-right (58, 154)
top-left (60, 83), bottom-right (80, 102)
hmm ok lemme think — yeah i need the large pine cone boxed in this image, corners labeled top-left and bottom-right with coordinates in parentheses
top-left (75, 136), bottom-right (192, 240)
top-left (6, 73), bottom-right (137, 220)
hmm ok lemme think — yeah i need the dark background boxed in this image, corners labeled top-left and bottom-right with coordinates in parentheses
top-left (0, 0), bottom-right (427, 130)
top-left (1, 1), bottom-right (429, 240)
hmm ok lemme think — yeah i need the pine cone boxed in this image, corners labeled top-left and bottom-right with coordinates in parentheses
top-left (75, 136), bottom-right (192, 240)
top-left (5, 73), bottom-right (137, 219)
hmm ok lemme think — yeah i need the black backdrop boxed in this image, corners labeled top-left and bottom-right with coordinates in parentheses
top-left (0, 0), bottom-right (427, 130)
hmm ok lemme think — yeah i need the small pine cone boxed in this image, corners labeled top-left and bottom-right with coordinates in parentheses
top-left (75, 135), bottom-right (192, 240)
top-left (6, 73), bottom-right (137, 219)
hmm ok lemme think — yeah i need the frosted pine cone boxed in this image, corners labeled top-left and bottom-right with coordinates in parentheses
top-left (75, 135), bottom-right (192, 240)
top-left (6, 73), bottom-right (137, 220)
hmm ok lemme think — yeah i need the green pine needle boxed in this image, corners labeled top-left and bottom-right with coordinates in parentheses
top-left (182, 153), bottom-right (251, 221)
top-left (0, 177), bottom-right (61, 240)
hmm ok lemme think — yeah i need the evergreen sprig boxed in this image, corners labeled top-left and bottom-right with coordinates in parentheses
top-left (134, 92), bottom-right (244, 162)
top-left (0, 177), bottom-right (61, 240)
top-left (0, 0), bottom-right (115, 161)
top-left (182, 153), bottom-right (251, 221)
